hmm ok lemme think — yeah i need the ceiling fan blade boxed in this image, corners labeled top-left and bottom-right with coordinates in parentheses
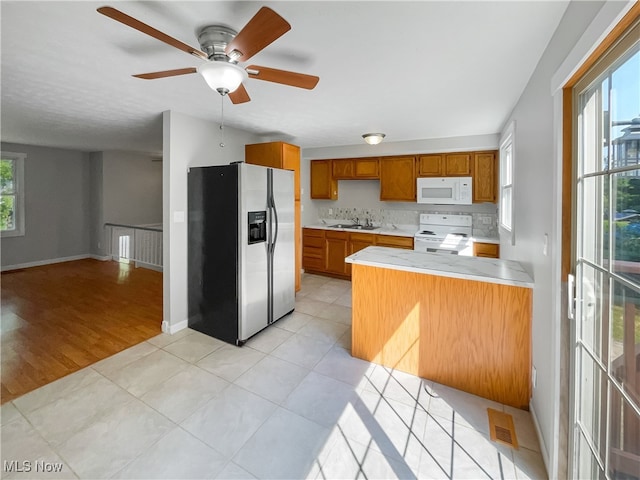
top-left (229, 83), bottom-right (251, 104)
top-left (133, 67), bottom-right (197, 80)
top-left (225, 7), bottom-right (291, 62)
top-left (246, 65), bottom-right (319, 90)
top-left (97, 6), bottom-right (207, 60)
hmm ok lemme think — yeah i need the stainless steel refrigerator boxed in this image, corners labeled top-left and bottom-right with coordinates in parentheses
top-left (188, 163), bottom-right (295, 345)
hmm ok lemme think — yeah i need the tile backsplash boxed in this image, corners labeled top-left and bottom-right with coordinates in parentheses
top-left (316, 207), bottom-right (498, 238)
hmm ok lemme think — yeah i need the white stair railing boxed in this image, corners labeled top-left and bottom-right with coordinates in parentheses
top-left (104, 223), bottom-right (163, 270)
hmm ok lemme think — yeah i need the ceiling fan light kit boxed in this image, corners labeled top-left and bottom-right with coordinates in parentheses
top-left (363, 133), bottom-right (386, 145)
top-left (197, 61), bottom-right (247, 95)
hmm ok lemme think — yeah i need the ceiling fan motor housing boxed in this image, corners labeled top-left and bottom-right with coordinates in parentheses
top-left (197, 25), bottom-right (238, 62)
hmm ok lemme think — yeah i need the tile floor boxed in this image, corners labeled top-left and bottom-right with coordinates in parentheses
top-left (0, 274), bottom-right (547, 479)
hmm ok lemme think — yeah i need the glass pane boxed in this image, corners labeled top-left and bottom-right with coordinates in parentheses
top-left (577, 429), bottom-right (605, 479)
top-left (581, 175), bottom-right (607, 265)
top-left (501, 186), bottom-right (512, 229)
top-left (580, 81), bottom-right (606, 175)
top-left (608, 386), bottom-right (640, 479)
top-left (610, 280), bottom-right (640, 409)
top-left (611, 171), bottom-right (640, 282)
top-left (0, 195), bottom-right (15, 231)
top-left (610, 50), bottom-right (640, 170)
top-left (579, 264), bottom-right (608, 362)
top-left (578, 347), bottom-right (607, 463)
top-left (0, 159), bottom-right (14, 194)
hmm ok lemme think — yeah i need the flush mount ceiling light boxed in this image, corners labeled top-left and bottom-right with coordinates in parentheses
top-left (362, 133), bottom-right (386, 145)
top-left (197, 61), bottom-right (248, 96)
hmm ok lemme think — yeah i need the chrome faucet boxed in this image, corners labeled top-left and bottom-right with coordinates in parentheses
top-left (364, 218), bottom-right (372, 227)
top-left (352, 217), bottom-right (360, 226)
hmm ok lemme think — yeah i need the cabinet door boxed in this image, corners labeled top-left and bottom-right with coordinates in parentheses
top-left (417, 155), bottom-right (443, 177)
top-left (444, 153), bottom-right (472, 176)
top-left (347, 232), bottom-right (376, 276)
top-left (325, 232), bottom-right (349, 275)
top-left (281, 143), bottom-right (301, 201)
top-left (473, 152), bottom-right (497, 203)
top-left (332, 159), bottom-right (354, 179)
top-left (354, 158), bottom-right (379, 178)
top-left (310, 160), bottom-right (337, 199)
top-left (379, 156), bottom-right (416, 201)
top-left (473, 242), bottom-right (499, 258)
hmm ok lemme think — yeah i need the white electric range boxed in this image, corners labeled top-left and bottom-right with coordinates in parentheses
top-left (414, 213), bottom-right (473, 256)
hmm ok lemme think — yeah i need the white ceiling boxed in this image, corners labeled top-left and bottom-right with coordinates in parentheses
top-left (1, 1), bottom-right (570, 154)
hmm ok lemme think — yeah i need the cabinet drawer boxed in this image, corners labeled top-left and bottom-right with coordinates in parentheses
top-left (303, 236), bottom-right (324, 249)
top-left (303, 256), bottom-right (325, 271)
top-left (473, 242), bottom-right (499, 258)
top-left (326, 230), bottom-right (349, 240)
top-left (303, 228), bottom-right (325, 238)
top-left (375, 235), bottom-right (414, 249)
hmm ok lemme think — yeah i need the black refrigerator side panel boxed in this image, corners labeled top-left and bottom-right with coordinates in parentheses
top-left (188, 165), bottom-right (239, 344)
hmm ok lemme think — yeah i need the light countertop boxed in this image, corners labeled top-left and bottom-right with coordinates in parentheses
top-left (304, 223), bottom-right (500, 244)
top-left (345, 246), bottom-right (533, 288)
top-left (303, 223), bottom-right (417, 238)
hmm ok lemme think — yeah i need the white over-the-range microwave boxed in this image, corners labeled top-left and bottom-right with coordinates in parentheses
top-left (416, 176), bottom-right (472, 205)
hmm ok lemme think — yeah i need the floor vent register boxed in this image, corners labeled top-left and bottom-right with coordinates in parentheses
top-left (487, 408), bottom-right (519, 449)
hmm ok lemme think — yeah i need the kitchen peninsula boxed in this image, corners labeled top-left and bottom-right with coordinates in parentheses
top-left (346, 246), bottom-right (534, 409)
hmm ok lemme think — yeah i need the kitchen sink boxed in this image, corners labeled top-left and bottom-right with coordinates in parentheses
top-left (329, 224), bottom-right (379, 230)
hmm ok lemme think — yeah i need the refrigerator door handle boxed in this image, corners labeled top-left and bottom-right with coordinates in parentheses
top-left (272, 197), bottom-right (279, 249)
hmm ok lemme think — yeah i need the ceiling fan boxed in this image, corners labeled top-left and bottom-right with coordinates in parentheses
top-left (97, 5), bottom-right (319, 104)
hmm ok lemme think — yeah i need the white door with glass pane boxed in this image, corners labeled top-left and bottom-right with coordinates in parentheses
top-left (572, 31), bottom-right (640, 479)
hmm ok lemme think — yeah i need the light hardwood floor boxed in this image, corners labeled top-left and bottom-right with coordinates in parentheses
top-left (1, 259), bottom-right (162, 404)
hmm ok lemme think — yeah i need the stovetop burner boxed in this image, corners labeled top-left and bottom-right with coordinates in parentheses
top-left (419, 230), bottom-right (435, 235)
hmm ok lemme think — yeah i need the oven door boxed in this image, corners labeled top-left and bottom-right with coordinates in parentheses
top-left (414, 237), bottom-right (472, 255)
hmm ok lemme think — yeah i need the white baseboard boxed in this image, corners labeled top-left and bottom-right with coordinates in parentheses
top-left (90, 254), bottom-right (111, 261)
top-left (1, 254), bottom-right (96, 272)
top-left (168, 319), bottom-right (188, 334)
top-left (530, 401), bottom-right (551, 478)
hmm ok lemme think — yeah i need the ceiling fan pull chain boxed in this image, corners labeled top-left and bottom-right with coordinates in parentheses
top-left (219, 94), bottom-right (225, 148)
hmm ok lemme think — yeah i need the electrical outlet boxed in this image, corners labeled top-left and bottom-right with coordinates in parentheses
top-left (329, 208), bottom-right (333, 215)
top-left (543, 234), bottom-right (548, 256)
top-left (97, 242), bottom-right (101, 249)
top-left (482, 217), bottom-right (491, 225)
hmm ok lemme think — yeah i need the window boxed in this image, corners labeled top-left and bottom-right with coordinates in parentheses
top-left (1, 151), bottom-right (25, 237)
top-left (499, 122), bottom-right (515, 241)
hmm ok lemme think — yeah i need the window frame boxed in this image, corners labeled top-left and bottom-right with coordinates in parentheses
top-left (1, 151), bottom-right (26, 238)
top-left (499, 121), bottom-right (515, 244)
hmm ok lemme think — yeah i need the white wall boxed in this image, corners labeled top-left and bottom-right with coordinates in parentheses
top-left (499, 1), bottom-right (633, 477)
top-left (0, 142), bottom-right (91, 267)
top-left (88, 151), bottom-right (104, 256)
top-left (301, 134), bottom-right (500, 226)
top-left (162, 110), bottom-right (263, 332)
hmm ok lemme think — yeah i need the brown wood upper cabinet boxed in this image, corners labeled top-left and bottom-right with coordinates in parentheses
top-left (418, 152), bottom-right (471, 177)
top-left (473, 151), bottom-right (497, 203)
top-left (246, 141), bottom-right (300, 200)
top-left (310, 160), bottom-right (337, 199)
top-left (379, 156), bottom-right (416, 201)
top-left (332, 158), bottom-right (379, 179)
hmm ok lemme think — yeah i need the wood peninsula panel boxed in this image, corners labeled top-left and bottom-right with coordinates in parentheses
top-left (351, 264), bottom-right (532, 408)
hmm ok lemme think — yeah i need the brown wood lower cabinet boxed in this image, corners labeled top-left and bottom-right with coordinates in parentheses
top-left (302, 228), bottom-right (414, 279)
top-left (473, 242), bottom-right (500, 258)
top-left (325, 231), bottom-right (349, 276)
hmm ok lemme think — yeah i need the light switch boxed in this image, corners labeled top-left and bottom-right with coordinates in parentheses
top-left (174, 211), bottom-right (185, 223)
top-left (543, 234), bottom-right (548, 256)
